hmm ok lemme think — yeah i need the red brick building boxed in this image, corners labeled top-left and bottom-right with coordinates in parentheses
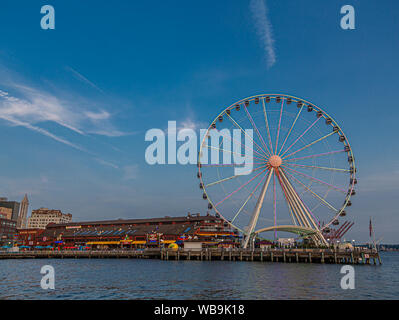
top-left (16, 229), bottom-right (45, 246)
top-left (0, 217), bottom-right (17, 246)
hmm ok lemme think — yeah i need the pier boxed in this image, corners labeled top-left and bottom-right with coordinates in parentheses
top-left (0, 248), bottom-right (381, 265)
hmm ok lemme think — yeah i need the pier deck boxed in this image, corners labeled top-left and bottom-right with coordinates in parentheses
top-left (0, 248), bottom-right (381, 265)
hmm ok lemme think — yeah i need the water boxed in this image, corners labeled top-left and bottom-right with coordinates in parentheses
top-left (1, 252), bottom-right (398, 299)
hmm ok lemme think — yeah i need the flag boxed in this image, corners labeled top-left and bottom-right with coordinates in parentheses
top-left (369, 218), bottom-right (373, 237)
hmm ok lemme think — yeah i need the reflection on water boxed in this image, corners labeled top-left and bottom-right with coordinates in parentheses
top-left (1, 252), bottom-right (398, 299)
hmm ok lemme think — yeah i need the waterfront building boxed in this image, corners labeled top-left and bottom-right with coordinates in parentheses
top-left (0, 217), bottom-right (17, 246)
top-left (20, 213), bottom-right (239, 249)
top-left (17, 228), bottom-right (45, 246)
top-left (27, 208), bottom-right (72, 229)
top-left (17, 194), bottom-right (29, 229)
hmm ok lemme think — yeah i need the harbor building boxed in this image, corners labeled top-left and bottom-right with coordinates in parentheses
top-left (18, 213), bottom-right (239, 249)
top-left (27, 208), bottom-right (72, 229)
top-left (17, 228), bottom-right (45, 247)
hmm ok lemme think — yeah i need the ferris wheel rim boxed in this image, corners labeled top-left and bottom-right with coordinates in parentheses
top-left (197, 93), bottom-right (356, 237)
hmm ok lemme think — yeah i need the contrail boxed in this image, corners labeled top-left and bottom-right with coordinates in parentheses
top-left (0, 114), bottom-right (86, 152)
top-left (65, 66), bottom-right (104, 93)
top-left (249, 0), bottom-right (276, 68)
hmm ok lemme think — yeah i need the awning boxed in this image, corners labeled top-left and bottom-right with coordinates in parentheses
top-left (195, 233), bottom-right (235, 236)
top-left (86, 240), bottom-right (146, 245)
top-left (86, 241), bottom-right (120, 245)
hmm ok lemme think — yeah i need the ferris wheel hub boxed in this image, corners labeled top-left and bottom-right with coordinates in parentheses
top-left (268, 155), bottom-right (282, 168)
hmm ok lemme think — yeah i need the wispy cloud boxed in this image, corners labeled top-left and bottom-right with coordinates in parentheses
top-left (179, 118), bottom-right (207, 133)
top-left (0, 87), bottom-right (85, 135)
top-left (123, 164), bottom-right (139, 180)
top-left (163, 118), bottom-right (207, 136)
top-left (85, 110), bottom-right (110, 121)
top-left (95, 158), bottom-right (119, 169)
top-left (0, 82), bottom-right (130, 139)
top-left (249, 0), bottom-right (276, 68)
top-left (0, 79), bottom-right (125, 168)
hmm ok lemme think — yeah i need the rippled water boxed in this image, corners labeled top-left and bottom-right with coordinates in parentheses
top-left (1, 252), bottom-right (398, 299)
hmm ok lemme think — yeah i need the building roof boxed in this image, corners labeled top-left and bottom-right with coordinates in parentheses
top-left (47, 214), bottom-right (218, 229)
top-left (42, 222), bottom-right (199, 239)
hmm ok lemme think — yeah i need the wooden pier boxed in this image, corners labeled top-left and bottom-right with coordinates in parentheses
top-left (0, 248), bottom-right (381, 265)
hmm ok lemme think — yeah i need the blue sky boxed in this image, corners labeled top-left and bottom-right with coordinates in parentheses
top-left (0, 0), bottom-right (398, 243)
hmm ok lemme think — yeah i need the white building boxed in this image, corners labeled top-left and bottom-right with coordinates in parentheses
top-left (27, 208), bottom-right (72, 229)
top-left (278, 238), bottom-right (295, 247)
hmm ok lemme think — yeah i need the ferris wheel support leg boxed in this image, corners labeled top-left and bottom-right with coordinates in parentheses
top-left (279, 171), bottom-right (312, 229)
top-left (277, 170), bottom-right (319, 245)
top-left (280, 176), bottom-right (307, 227)
top-left (279, 169), bottom-right (328, 247)
top-left (277, 172), bottom-right (306, 228)
top-left (242, 168), bottom-right (274, 249)
top-left (279, 169), bottom-right (317, 229)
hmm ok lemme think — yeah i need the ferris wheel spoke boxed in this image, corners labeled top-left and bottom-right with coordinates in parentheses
top-left (214, 128), bottom-right (268, 160)
top-left (277, 105), bottom-right (303, 155)
top-left (284, 163), bottom-right (350, 172)
top-left (283, 165), bottom-right (347, 193)
top-left (273, 171), bottom-right (277, 240)
top-left (200, 162), bottom-right (265, 168)
top-left (283, 168), bottom-right (339, 213)
top-left (284, 149), bottom-right (346, 163)
top-left (225, 113), bottom-right (269, 157)
top-left (244, 105), bottom-right (272, 156)
top-left (203, 145), bottom-right (267, 162)
top-left (231, 170), bottom-right (269, 224)
top-left (205, 164), bottom-right (268, 187)
top-left (214, 168), bottom-right (269, 207)
top-left (274, 98), bottom-right (285, 155)
top-left (279, 117), bottom-right (321, 158)
top-left (282, 131), bottom-right (336, 160)
top-left (262, 98), bottom-right (275, 154)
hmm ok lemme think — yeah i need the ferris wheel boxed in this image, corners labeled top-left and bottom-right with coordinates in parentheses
top-left (197, 94), bottom-right (357, 248)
